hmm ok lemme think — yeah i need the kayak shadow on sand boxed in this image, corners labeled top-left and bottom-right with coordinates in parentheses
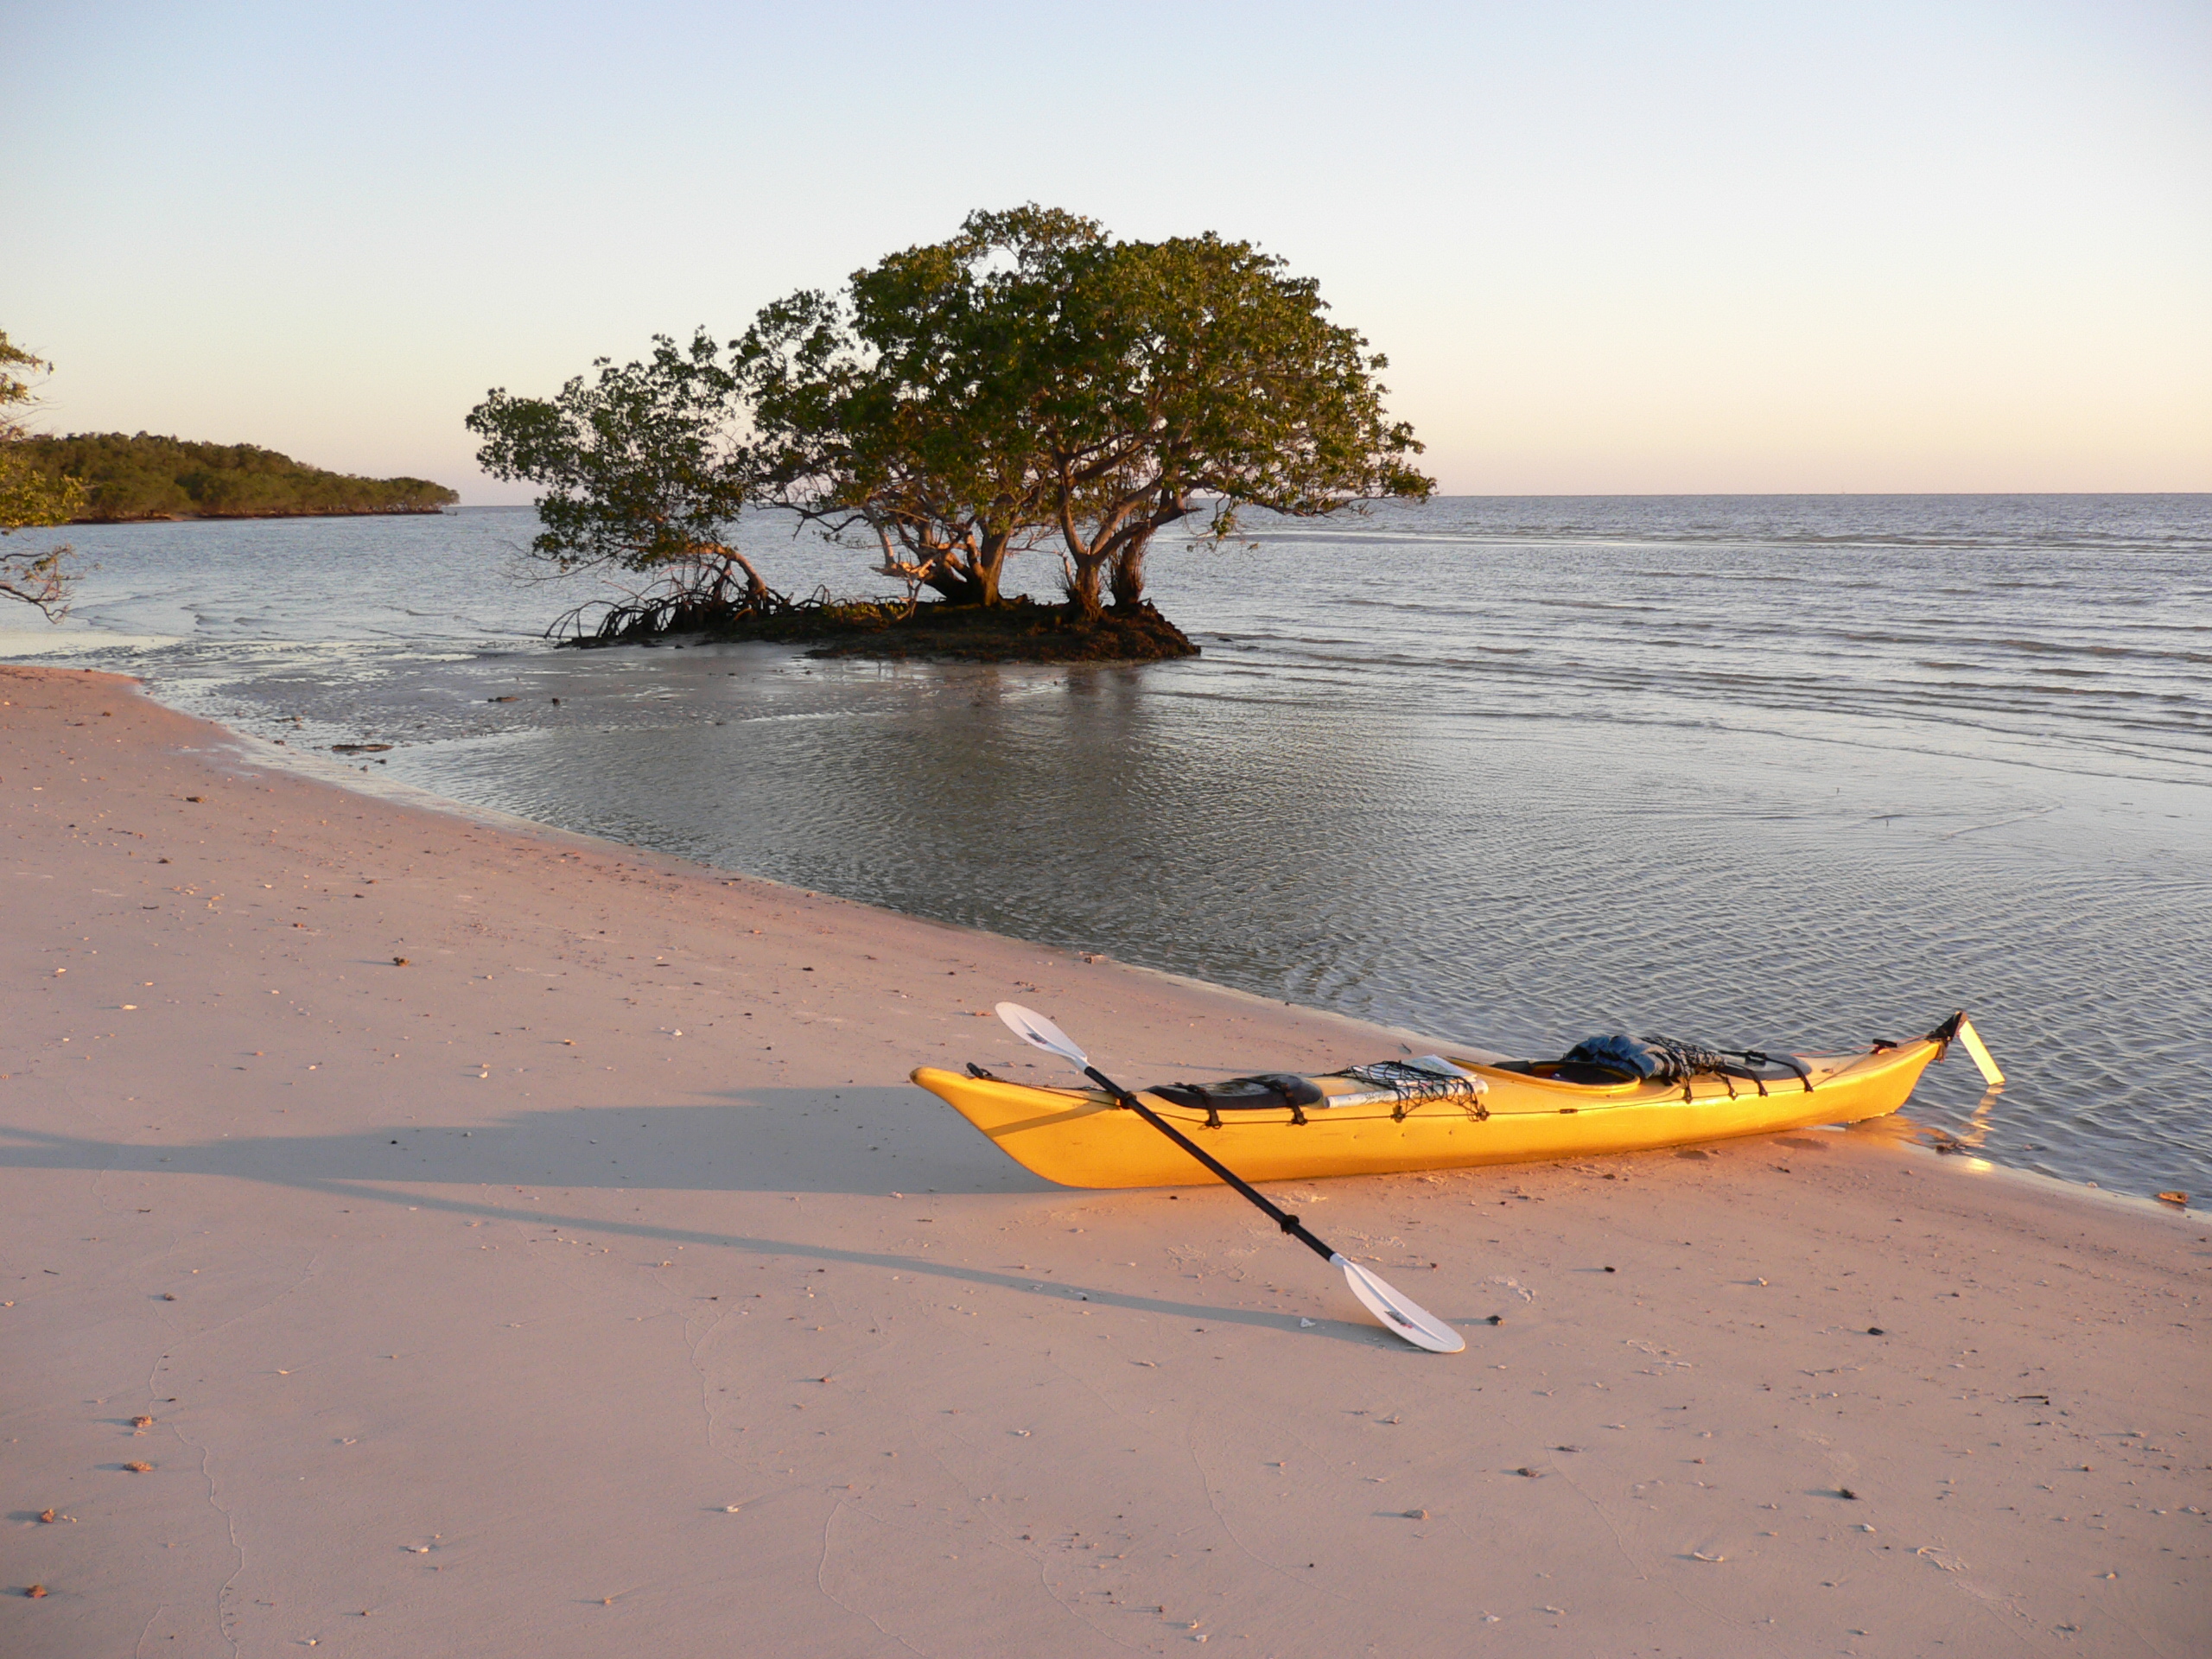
top-left (0, 1089), bottom-right (1449, 1349)
top-left (0, 1085), bottom-right (1057, 1197)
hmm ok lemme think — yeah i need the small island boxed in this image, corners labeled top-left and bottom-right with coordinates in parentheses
top-left (602, 588), bottom-right (1202, 664)
top-left (467, 206), bottom-right (1428, 664)
top-left (22, 431), bottom-right (458, 522)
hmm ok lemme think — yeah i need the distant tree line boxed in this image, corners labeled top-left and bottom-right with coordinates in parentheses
top-left (468, 207), bottom-right (1430, 637)
top-left (17, 432), bottom-right (458, 523)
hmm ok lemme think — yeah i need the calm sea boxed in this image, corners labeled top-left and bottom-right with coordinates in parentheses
top-left (10, 497), bottom-right (2209, 1199)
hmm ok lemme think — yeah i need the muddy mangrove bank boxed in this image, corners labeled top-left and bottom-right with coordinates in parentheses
top-left (575, 594), bottom-right (1202, 664)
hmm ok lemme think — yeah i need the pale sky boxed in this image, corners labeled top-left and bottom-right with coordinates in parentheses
top-left (7, 1), bottom-right (2208, 499)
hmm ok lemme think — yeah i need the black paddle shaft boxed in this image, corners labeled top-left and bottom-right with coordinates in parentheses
top-left (1082, 1065), bottom-right (1337, 1264)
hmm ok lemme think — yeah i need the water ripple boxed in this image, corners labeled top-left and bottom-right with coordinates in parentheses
top-left (16, 495), bottom-right (2212, 1197)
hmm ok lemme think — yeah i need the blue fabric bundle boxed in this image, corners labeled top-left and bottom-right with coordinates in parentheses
top-left (1562, 1034), bottom-right (1667, 1079)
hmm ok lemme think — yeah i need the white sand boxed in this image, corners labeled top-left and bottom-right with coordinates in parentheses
top-left (4, 664), bottom-right (2205, 1656)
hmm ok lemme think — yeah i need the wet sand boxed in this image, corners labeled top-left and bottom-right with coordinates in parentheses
top-left (3, 663), bottom-right (2205, 1656)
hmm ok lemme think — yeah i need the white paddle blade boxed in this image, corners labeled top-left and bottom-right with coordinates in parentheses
top-left (1331, 1255), bottom-right (1465, 1353)
top-left (1955, 1017), bottom-right (2005, 1087)
top-left (996, 1002), bottom-right (1090, 1070)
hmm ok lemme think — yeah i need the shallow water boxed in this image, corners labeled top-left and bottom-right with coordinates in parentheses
top-left (11, 497), bottom-right (2209, 1198)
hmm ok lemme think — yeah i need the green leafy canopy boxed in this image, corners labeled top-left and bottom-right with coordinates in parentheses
top-left (467, 330), bottom-right (749, 575)
top-left (467, 207), bottom-right (1432, 621)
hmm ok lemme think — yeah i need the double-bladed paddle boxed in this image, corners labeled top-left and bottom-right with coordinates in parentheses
top-left (995, 1001), bottom-right (1465, 1354)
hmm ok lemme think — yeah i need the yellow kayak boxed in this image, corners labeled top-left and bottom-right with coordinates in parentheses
top-left (911, 1013), bottom-right (1989, 1189)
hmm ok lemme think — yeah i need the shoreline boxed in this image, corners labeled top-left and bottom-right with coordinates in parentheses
top-left (200, 672), bottom-right (2193, 1217)
top-left (179, 656), bottom-right (2200, 1216)
top-left (4, 664), bottom-right (2204, 1656)
top-left (62, 506), bottom-right (453, 524)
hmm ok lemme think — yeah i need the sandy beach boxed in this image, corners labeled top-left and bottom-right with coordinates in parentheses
top-left (3, 662), bottom-right (2205, 1656)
